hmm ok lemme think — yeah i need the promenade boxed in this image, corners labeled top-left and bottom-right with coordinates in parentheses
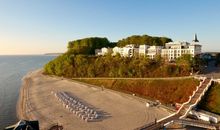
top-left (17, 70), bottom-right (171, 130)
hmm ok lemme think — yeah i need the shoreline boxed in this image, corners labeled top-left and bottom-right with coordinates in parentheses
top-left (17, 69), bottom-right (172, 130)
top-left (16, 73), bottom-right (26, 120)
top-left (17, 71), bottom-right (36, 120)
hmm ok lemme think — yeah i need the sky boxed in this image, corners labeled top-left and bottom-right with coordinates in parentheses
top-left (0, 0), bottom-right (220, 55)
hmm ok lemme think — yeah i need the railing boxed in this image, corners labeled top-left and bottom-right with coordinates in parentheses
top-left (180, 78), bottom-right (213, 118)
top-left (157, 77), bottom-right (207, 124)
top-left (156, 113), bottom-right (176, 123)
top-left (135, 77), bottom-right (213, 130)
top-left (177, 77), bottom-right (206, 115)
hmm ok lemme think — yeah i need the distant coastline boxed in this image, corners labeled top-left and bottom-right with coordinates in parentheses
top-left (44, 53), bottom-right (63, 56)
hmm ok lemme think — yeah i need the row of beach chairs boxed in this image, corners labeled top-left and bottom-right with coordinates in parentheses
top-left (53, 91), bottom-right (100, 122)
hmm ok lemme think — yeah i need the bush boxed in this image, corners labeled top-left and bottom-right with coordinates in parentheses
top-left (198, 83), bottom-right (220, 114)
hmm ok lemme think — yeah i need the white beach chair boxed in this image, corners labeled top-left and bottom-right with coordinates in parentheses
top-left (94, 114), bottom-right (99, 119)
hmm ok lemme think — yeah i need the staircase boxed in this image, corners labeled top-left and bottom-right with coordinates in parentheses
top-left (135, 77), bottom-right (213, 130)
top-left (178, 78), bottom-right (212, 118)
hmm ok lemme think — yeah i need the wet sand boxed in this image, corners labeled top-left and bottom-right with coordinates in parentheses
top-left (17, 69), bottom-right (172, 130)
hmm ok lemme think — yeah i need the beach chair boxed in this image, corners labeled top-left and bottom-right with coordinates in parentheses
top-left (94, 114), bottom-right (99, 119)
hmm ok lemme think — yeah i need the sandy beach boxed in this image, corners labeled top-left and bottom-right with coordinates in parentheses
top-left (17, 69), bottom-right (172, 130)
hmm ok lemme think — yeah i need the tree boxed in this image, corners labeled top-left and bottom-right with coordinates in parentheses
top-left (215, 53), bottom-right (220, 67)
top-left (67, 37), bottom-right (114, 55)
top-left (44, 34), bottom-right (193, 78)
top-left (74, 55), bottom-right (89, 77)
top-left (117, 35), bottom-right (172, 47)
top-left (88, 65), bottom-right (95, 77)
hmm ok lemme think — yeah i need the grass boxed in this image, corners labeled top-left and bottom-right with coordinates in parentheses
top-left (77, 78), bottom-right (199, 104)
top-left (198, 82), bottom-right (220, 114)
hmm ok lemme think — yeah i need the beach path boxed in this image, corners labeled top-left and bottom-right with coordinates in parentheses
top-left (17, 70), bottom-right (171, 130)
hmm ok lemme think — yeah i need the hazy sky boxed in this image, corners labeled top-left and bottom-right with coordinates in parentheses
top-left (0, 0), bottom-right (220, 55)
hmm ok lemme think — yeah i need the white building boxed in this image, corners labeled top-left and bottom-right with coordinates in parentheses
top-left (161, 34), bottom-right (202, 61)
top-left (139, 45), bottom-right (163, 59)
top-left (112, 44), bottom-right (138, 57)
top-left (98, 34), bottom-right (202, 60)
top-left (101, 47), bottom-right (112, 55)
top-left (95, 47), bottom-right (112, 56)
top-left (95, 49), bottom-right (102, 55)
top-left (122, 44), bottom-right (136, 57)
top-left (147, 46), bottom-right (163, 59)
top-left (139, 45), bottom-right (149, 56)
top-left (112, 46), bottom-right (124, 56)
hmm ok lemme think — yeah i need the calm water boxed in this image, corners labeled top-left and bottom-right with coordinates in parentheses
top-left (0, 55), bottom-right (55, 129)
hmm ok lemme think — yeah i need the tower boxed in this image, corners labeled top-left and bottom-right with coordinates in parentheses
top-left (193, 33), bottom-right (199, 42)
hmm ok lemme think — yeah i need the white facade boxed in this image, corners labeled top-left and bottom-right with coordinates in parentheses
top-left (161, 41), bottom-right (201, 61)
top-left (139, 45), bottom-right (149, 56)
top-left (122, 44), bottom-right (135, 57)
top-left (139, 45), bottom-right (163, 59)
top-left (147, 46), bottom-right (163, 59)
top-left (96, 47), bottom-right (112, 56)
top-left (95, 49), bottom-right (101, 55)
top-left (190, 42), bottom-right (202, 56)
top-left (101, 47), bottom-right (112, 55)
top-left (112, 46), bottom-right (124, 56)
top-left (99, 34), bottom-right (202, 60)
top-left (112, 44), bottom-right (138, 57)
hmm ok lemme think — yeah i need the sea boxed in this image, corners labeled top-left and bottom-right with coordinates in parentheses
top-left (0, 55), bottom-right (56, 129)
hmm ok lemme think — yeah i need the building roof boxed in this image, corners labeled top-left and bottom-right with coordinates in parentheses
top-left (166, 41), bottom-right (190, 45)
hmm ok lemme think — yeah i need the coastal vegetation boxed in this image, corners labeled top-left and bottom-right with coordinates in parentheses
top-left (117, 35), bottom-right (172, 47)
top-left (44, 35), bottom-right (204, 78)
top-left (78, 78), bottom-right (199, 104)
top-left (66, 35), bottom-right (172, 55)
top-left (44, 53), bottom-right (202, 78)
top-left (44, 35), bottom-right (203, 105)
top-left (198, 82), bottom-right (220, 114)
top-left (67, 37), bottom-right (116, 55)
